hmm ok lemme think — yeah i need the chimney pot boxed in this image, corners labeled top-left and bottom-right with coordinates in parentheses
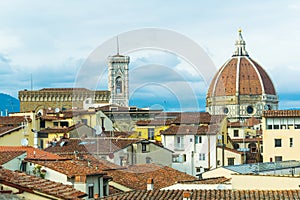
top-left (183, 191), bottom-right (191, 200)
top-left (147, 178), bottom-right (154, 190)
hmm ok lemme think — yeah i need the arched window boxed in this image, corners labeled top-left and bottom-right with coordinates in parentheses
top-left (116, 76), bottom-right (122, 94)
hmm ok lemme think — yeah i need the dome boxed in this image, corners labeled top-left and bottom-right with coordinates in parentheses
top-left (207, 56), bottom-right (276, 97)
top-left (206, 30), bottom-right (278, 120)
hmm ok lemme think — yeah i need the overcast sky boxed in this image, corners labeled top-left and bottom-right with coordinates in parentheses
top-left (1, 1), bottom-right (300, 111)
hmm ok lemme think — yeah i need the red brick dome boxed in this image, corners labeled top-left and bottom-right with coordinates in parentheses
top-left (207, 30), bottom-right (276, 98)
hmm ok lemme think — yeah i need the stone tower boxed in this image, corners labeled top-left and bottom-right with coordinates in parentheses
top-left (107, 53), bottom-right (130, 107)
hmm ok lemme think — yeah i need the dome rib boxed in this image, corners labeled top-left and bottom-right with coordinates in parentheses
top-left (246, 57), bottom-right (265, 94)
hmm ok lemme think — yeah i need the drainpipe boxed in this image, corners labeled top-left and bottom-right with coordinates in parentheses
top-left (208, 134), bottom-right (211, 170)
top-left (222, 133), bottom-right (225, 166)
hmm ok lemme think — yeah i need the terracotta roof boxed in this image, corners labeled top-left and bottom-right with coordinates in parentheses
top-left (40, 88), bottom-right (92, 92)
top-left (0, 126), bottom-right (24, 137)
top-left (30, 160), bottom-right (107, 178)
top-left (245, 117), bottom-right (261, 126)
top-left (106, 164), bottom-right (195, 190)
top-left (172, 112), bottom-right (212, 124)
top-left (0, 151), bottom-right (26, 165)
top-left (217, 146), bottom-right (245, 155)
top-left (45, 138), bottom-right (142, 155)
top-left (39, 123), bottom-right (86, 134)
top-left (207, 57), bottom-right (276, 97)
top-left (176, 176), bottom-right (230, 184)
top-left (161, 125), bottom-right (220, 135)
top-left (0, 116), bottom-right (31, 125)
top-left (263, 110), bottom-right (300, 117)
top-left (0, 146), bottom-right (66, 161)
top-left (231, 138), bottom-right (262, 143)
top-left (228, 118), bottom-right (261, 128)
top-left (136, 119), bottom-right (173, 126)
top-left (100, 189), bottom-right (300, 200)
top-left (0, 167), bottom-right (86, 199)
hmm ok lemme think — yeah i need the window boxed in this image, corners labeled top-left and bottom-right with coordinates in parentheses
top-left (274, 125), bottom-right (279, 129)
top-left (195, 136), bottom-right (202, 144)
top-left (275, 139), bottom-right (282, 147)
top-left (199, 153), bottom-right (205, 161)
top-left (146, 157), bottom-right (152, 164)
top-left (175, 136), bottom-right (184, 150)
top-left (275, 156), bottom-right (282, 162)
top-left (88, 185), bottom-right (94, 198)
top-left (120, 157), bottom-right (126, 166)
top-left (290, 138), bottom-right (293, 147)
top-left (196, 167), bottom-right (201, 173)
top-left (234, 130), bottom-right (239, 137)
top-left (142, 144), bottom-right (149, 152)
top-left (81, 119), bottom-right (88, 125)
top-left (267, 125), bottom-right (273, 129)
top-left (116, 76), bottom-right (122, 94)
top-left (40, 120), bottom-right (45, 128)
top-left (228, 158), bottom-right (235, 166)
top-left (295, 124), bottom-right (300, 129)
top-left (172, 154), bottom-right (186, 163)
top-left (21, 161), bottom-right (27, 172)
top-left (60, 121), bottom-right (69, 127)
top-left (53, 122), bottom-right (59, 127)
top-left (148, 128), bottom-right (154, 140)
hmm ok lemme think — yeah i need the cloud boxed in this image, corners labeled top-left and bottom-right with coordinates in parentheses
top-left (0, 54), bottom-right (13, 75)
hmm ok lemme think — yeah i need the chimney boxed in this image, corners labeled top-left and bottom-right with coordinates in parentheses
top-left (183, 191), bottom-right (191, 200)
top-left (147, 178), bottom-right (154, 191)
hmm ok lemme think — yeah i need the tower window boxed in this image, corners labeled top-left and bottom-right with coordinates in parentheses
top-left (116, 77), bottom-right (122, 94)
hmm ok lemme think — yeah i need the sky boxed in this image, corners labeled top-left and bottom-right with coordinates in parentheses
top-left (1, 0), bottom-right (300, 111)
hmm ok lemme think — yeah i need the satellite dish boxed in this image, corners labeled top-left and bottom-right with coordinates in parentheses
top-left (21, 138), bottom-right (28, 146)
top-left (55, 108), bottom-right (60, 113)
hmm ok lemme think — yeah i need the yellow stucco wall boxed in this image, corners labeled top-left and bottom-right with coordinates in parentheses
top-left (232, 174), bottom-right (300, 190)
top-left (132, 125), bottom-right (170, 142)
top-left (262, 117), bottom-right (300, 162)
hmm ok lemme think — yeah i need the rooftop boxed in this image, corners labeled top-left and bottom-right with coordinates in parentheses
top-left (0, 151), bottom-right (26, 165)
top-left (176, 176), bottom-right (230, 184)
top-left (105, 164), bottom-right (195, 191)
top-left (263, 110), bottom-right (300, 117)
top-left (0, 146), bottom-right (67, 161)
top-left (224, 160), bottom-right (300, 174)
top-left (30, 159), bottom-right (107, 178)
top-left (45, 137), bottom-right (143, 155)
top-left (161, 124), bottom-right (220, 135)
top-left (99, 189), bottom-right (300, 200)
top-left (0, 116), bottom-right (32, 125)
top-left (0, 167), bottom-right (86, 199)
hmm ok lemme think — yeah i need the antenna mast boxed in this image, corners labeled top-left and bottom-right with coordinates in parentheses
top-left (31, 73), bottom-right (33, 91)
top-left (116, 36), bottom-right (120, 55)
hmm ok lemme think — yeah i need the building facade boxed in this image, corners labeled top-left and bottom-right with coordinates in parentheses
top-left (206, 30), bottom-right (278, 121)
top-left (262, 110), bottom-right (300, 162)
top-left (18, 88), bottom-right (110, 112)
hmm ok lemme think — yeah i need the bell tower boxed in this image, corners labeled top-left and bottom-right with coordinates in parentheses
top-left (107, 52), bottom-right (130, 107)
